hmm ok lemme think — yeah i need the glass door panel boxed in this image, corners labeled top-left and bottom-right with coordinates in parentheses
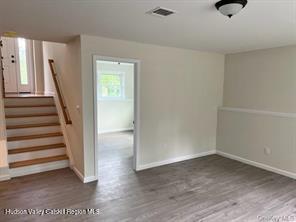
top-left (17, 38), bottom-right (29, 85)
top-left (16, 38), bottom-right (33, 92)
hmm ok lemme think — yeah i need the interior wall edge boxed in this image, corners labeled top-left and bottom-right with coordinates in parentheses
top-left (137, 150), bottom-right (216, 171)
top-left (216, 150), bottom-right (296, 180)
top-left (217, 108), bottom-right (296, 176)
top-left (219, 106), bottom-right (296, 118)
top-left (0, 166), bottom-right (10, 181)
top-left (72, 166), bottom-right (97, 183)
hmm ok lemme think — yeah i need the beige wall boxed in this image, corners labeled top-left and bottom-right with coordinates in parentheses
top-left (0, 61), bottom-right (5, 141)
top-left (97, 61), bottom-right (134, 133)
top-left (0, 57), bottom-right (9, 180)
top-left (42, 42), bottom-right (66, 94)
top-left (0, 61), bottom-right (8, 167)
top-left (218, 109), bottom-right (296, 175)
top-left (0, 93), bottom-right (7, 168)
top-left (33, 40), bottom-right (44, 94)
top-left (42, 38), bottom-right (84, 175)
top-left (62, 37), bottom-right (84, 174)
top-left (81, 35), bottom-right (224, 177)
top-left (223, 46), bottom-right (296, 113)
top-left (218, 46), bottom-right (296, 176)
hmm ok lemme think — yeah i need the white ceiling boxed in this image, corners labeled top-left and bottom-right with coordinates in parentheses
top-left (0, 0), bottom-right (295, 53)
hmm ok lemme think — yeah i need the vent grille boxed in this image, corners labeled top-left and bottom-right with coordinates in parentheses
top-left (147, 7), bottom-right (176, 17)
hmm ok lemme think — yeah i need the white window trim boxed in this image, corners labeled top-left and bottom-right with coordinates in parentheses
top-left (98, 71), bottom-right (126, 101)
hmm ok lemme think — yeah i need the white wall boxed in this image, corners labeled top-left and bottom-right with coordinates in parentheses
top-left (42, 39), bottom-right (84, 175)
top-left (97, 61), bottom-right (134, 133)
top-left (218, 46), bottom-right (296, 177)
top-left (80, 35), bottom-right (224, 178)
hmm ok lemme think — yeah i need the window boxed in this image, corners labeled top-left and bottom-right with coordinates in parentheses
top-left (17, 38), bottom-right (29, 85)
top-left (98, 73), bottom-right (125, 99)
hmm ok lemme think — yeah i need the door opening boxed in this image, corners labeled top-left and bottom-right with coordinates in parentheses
top-left (93, 56), bottom-right (140, 179)
top-left (0, 37), bottom-right (34, 94)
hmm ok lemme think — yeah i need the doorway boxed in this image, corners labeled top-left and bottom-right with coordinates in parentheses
top-left (1, 37), bottom-right (34, 94)
top-left (93, 56), bottom-right (140, 179)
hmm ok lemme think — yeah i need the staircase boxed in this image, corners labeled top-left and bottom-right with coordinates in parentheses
top-left (4, 95), bottom-right (69, 177)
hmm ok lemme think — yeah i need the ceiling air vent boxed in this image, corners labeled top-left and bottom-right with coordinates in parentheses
top-left (147, 7), bottom-right (176, 17)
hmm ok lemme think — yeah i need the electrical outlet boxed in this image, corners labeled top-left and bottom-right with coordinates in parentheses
top-left (264, 147), bottom-right (271, 155)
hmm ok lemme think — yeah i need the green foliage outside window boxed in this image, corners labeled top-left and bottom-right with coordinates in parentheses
top-left (100, 74), bottom-right (122, 98)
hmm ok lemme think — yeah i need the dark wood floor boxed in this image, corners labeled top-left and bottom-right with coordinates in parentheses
top-left (1, 133), bottom-right (296, 221)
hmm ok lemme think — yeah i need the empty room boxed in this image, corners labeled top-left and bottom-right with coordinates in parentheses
top-left (0, 0), bottom-right (296, 221)
top-left (95, 58), bottom-right (136, 179)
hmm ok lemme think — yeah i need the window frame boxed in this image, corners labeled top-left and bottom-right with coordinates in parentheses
top-left (98, 71), bottom-right (125, 100)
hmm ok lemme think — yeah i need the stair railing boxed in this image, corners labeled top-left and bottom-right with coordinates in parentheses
top-left (48, 59), bottom-right (72, 124)
top-left (0, 42), bottom-right (5, 98)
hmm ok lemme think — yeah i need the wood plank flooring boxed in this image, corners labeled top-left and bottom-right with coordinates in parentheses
top-left (0, 132), bottom-right (296, 222)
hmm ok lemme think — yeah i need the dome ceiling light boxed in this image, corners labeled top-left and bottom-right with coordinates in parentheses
top-left (215, 0), bottom-right (248, 18)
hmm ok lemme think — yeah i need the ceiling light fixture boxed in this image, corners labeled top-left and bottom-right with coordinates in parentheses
top-left (215, 0), bottom-right (248, 18)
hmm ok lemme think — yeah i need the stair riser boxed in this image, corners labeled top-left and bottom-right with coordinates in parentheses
top-left (8, 148), bottom-right (66, 163)
top-left (8, 136), bottom-right (64, 150)
top-left (4, 96), bottom-right (70, 177)
top-left (4, 98), bottom-right (55, 106)
top-left (7, 126), bottom-right (61, 137)
top-left (9, 160), bottom-right (69, 178)
top-left (5, 107), bottom-right (57, 115)
top-left (6, 116), bottom-right (59, 125)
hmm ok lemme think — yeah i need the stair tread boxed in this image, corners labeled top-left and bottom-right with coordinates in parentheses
top-left (8, 143), bottom-right (66, 154)
top-left (9, 155), bottom-right (68, 168)
top-left (5, 96), bottom-right (53, 98)
top-left (5, 104), bottom-right (55, 108)
top-left (7, 132), bottom-right (63, 141)
top-left (6, 113), bottom-right (58, 118)
top-left (7, 122), bottom-right (60, 129)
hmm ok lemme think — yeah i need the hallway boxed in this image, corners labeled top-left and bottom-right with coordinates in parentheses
top-left (98, 131), bottom-right (134, 179)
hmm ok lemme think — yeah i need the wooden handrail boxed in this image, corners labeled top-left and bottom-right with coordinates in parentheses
top-left (48, 59), bottom-right (72, 124)
top-left (0, 42), bottom-right (5, 98)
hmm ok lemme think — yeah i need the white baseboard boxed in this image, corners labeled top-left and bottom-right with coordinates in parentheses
top-left (99, 128), bottom-right (133, 135)
top-left (216, 150), bottom-right (296, 180)
top-left (0, 174), bottom-right (10, 181)
top-left (137, 150), bottom-right (216, 171)
top-left (44, 91), bottom-right (55, 96)
top-left (72, 166), bottom-right (97, 183)
top-left (34, 91), bottom-right (45, 95)
top-left (84, 175), bottom-right (97, 183)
